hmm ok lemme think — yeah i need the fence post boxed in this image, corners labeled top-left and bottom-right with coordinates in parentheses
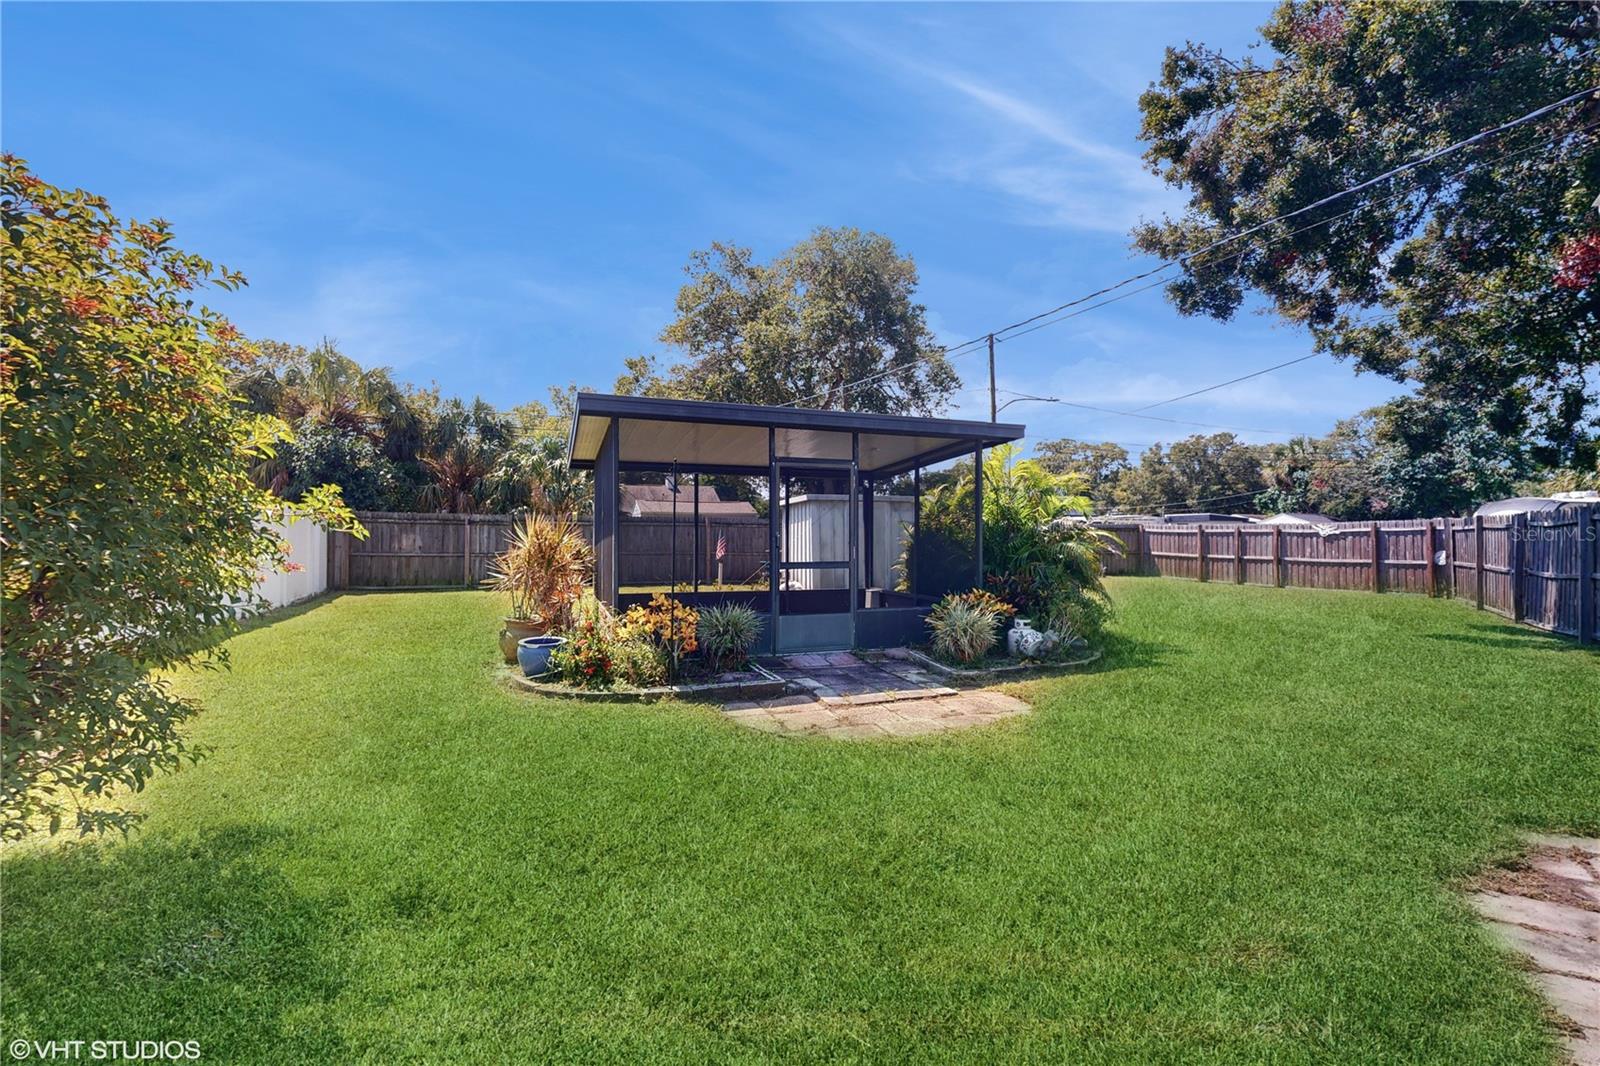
top-left (1579, 505), bottom-right (1596, 645)
top-left (1197, 528), bottom-right (1207, 582)
top-left (1473, 514), bottom-right (1486, 610)
top-left (1444, 518), bottom-right (1457, 598)
top-left (462, 514), bottom-right (473, 587)
top-left (1424, 520), bottom-right (1438, 597)
top-left (1272, 526), bottom-right (1283, 587)
top-left (1234, 526), bottom-right (1244, 584)
top-left (1370, 521), bottom-right (1382, 593)
top-left (1509, 513), bottom-right (1525, 622)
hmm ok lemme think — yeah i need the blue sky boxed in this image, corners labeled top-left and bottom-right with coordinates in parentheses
top-left (3, 1), bottom-right (1407, 454)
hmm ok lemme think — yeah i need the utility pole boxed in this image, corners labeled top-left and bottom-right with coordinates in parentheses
top-left (988, 333), bottom-right (997, 422)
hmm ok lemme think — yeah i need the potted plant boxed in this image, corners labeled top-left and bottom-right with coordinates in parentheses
top-left (486, 510), bottom-right (592, 663)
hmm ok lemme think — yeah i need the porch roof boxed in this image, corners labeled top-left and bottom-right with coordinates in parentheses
top-left (567, 393), bottom-right (1025, 477)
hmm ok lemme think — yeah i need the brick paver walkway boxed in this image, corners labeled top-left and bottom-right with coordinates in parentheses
top-left (724, 653), bottom-right (1029, 738)
top-left (1469, 835), bottom-right (1600, 1065)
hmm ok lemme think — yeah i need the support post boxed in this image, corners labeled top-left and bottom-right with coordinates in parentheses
top-left (972, 446), bottom-right (984, 589)
top-left (767, 428), bottom-right (778, 634)
top-left (861, 477), bottom-right (875, 594)
top-left (1424, 520), bottom-right (1438, 597)
top-left (1579, 505), bottom-right (1596, 645)
top-left (1510, 513), bottom-right (1525, 621)
top-left (594, 418), bottom-right (619, 608)
top-left (692, 473), bottom-right (700, 594)
top-left (463, 514), bottom-right (473, 587)
top-left (911, 467), bottom-right (921, 599)
top-left (1234, 526), bottom-right (1244, 584)
top-left (1272, 525), bottom-right (1283, 587)
top-left (849, 433), bottom-right (860, 644)
top-left (1473, 513), bottom-right (1486, 610)
top-left (1197, 528), bottom-right (1207, 582)
top-left (1370, 521), bottom-right (1382, 594)
top-left (1444, 518), bottom-right (1457, 598)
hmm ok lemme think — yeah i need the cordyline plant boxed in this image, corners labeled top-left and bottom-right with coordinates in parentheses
top-left (485, 510), bottom-right (592, 628)
top-left (1, 157), bottom-right (365, 839)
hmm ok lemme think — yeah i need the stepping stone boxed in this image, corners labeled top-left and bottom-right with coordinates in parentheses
top-left (1537, 971), bottom-right (1600, 1031)
top-left (1470, 892), bottom-right (1600, 940)
top-left (769, 707), bottom-right (840, 730)
top-left (1527, 835), bottom-right (1600, 854)
top-left (760, 694), bottom-right (818, 709)
top-left (1484, 920), bottom-right (1600, 981)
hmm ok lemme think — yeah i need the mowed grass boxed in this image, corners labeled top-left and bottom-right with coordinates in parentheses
top-left (3, 580), bottom-right (1596, 1063)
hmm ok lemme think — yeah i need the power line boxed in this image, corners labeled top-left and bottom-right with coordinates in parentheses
top-left (782, 89), bottom-right (1596, 410)
top-left (996, 392), bottom-right (1299, 436)
top-left (1131, 353), bottom-right (1323, 412)
top-left (992, 115), bottom-right (1599, 348)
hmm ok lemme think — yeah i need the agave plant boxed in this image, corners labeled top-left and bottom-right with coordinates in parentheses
top-left (485, 511), bottom-right (592, 628)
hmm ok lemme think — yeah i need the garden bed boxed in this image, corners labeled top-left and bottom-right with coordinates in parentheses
top-left (874, 644), bottom-right (1101, 684)
top-left (504, 659), bottom-right (791, 703)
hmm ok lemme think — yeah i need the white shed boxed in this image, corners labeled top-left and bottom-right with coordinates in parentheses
top-left (779, 494), bottom-right (914, 592)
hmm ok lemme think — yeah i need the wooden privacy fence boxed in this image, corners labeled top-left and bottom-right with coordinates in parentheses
top-left (1094, 506), bottom-right (1600, 644)
top-left (328, 511), bottom-right (768, 591)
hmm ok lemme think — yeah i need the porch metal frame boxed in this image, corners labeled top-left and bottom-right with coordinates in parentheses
top-left (569, 393), bottom-right (1025, 651)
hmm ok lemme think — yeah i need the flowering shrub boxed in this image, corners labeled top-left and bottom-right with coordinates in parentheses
top-left (0, 157), bottom-right (365, 838)
top-left (613, 636), bottom-right (669, 688)
top-left (619, 593), bottom-right (699, 678)
top-left (551, 615), bottom-right (614, 689)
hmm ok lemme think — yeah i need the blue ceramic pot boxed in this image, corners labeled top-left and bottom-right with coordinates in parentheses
top-left (517, 635), bottom-right (566, 678)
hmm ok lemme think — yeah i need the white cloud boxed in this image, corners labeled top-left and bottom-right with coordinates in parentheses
top-left (810, 18), bottom-right (1181, 233)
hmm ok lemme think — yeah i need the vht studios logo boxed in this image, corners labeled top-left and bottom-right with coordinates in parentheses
top-left (8, 1040), bottom-right (201, 1062)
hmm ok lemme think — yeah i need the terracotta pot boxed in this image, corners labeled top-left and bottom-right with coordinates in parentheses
top-left (499, 616), bottom-right (545, 664)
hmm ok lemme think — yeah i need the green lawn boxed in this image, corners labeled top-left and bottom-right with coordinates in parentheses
top-left (4, 580), bottom-right (1596, 1063)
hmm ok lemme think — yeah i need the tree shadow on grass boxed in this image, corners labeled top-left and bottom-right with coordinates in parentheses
top-left (1082, 630), bottom-right (1182, 675)
top-left (1421, 620), bottom-right (1598, 654)
top-left (1, 824), bottom-right (349, 1063)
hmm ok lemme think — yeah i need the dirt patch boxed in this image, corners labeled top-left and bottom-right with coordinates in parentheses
top-left (1475, 846), bottom-right (1600, 913)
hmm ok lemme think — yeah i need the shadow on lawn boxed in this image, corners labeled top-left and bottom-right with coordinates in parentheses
top-left (1083, 630), bottom-right (1182, 674)
top-left (1421, 620), bottom-right (1598, 654)
top-left (1, 824), bottom-right (350, 1061)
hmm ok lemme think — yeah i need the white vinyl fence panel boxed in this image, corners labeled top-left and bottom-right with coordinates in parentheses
top-left (255, 516), bottom-right (328, 608)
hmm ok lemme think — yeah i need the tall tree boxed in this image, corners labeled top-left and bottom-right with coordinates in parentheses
top-left (1, 159), bottom-right (361, 837)
top-left (1134, 1), bottom-right (1599, 466)
top-left (1034, 439), bottom-right (1132, 502)
top-left (1111, 433), bottom-right (1269, 514)
top-left (627, 227), bottom-right (959, 414)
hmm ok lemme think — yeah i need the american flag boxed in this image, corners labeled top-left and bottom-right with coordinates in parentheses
top-left (715, 533), bottom-right (727, 561)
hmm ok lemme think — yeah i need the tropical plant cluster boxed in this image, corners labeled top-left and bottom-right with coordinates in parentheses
top-left (536, 592), bottom-right (766, 691)
top-left (235, 341), bottom-right (590, 515)
top-left (907, 446), bottom-right (1116, 645)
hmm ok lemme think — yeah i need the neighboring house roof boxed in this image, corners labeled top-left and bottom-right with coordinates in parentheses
top-left (619, 484), bottom-right (756, 518)
top-left (1472, 496), bottom-right (1584, 518)
top-left (1258, 512), bottom-right (1336, 526)
top-left (629, 499), bottom-right (756, 517)
top-left (621, 484), bottom-right (723, 505)
top-left (1162, 512), bottom-right (1255, 524)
